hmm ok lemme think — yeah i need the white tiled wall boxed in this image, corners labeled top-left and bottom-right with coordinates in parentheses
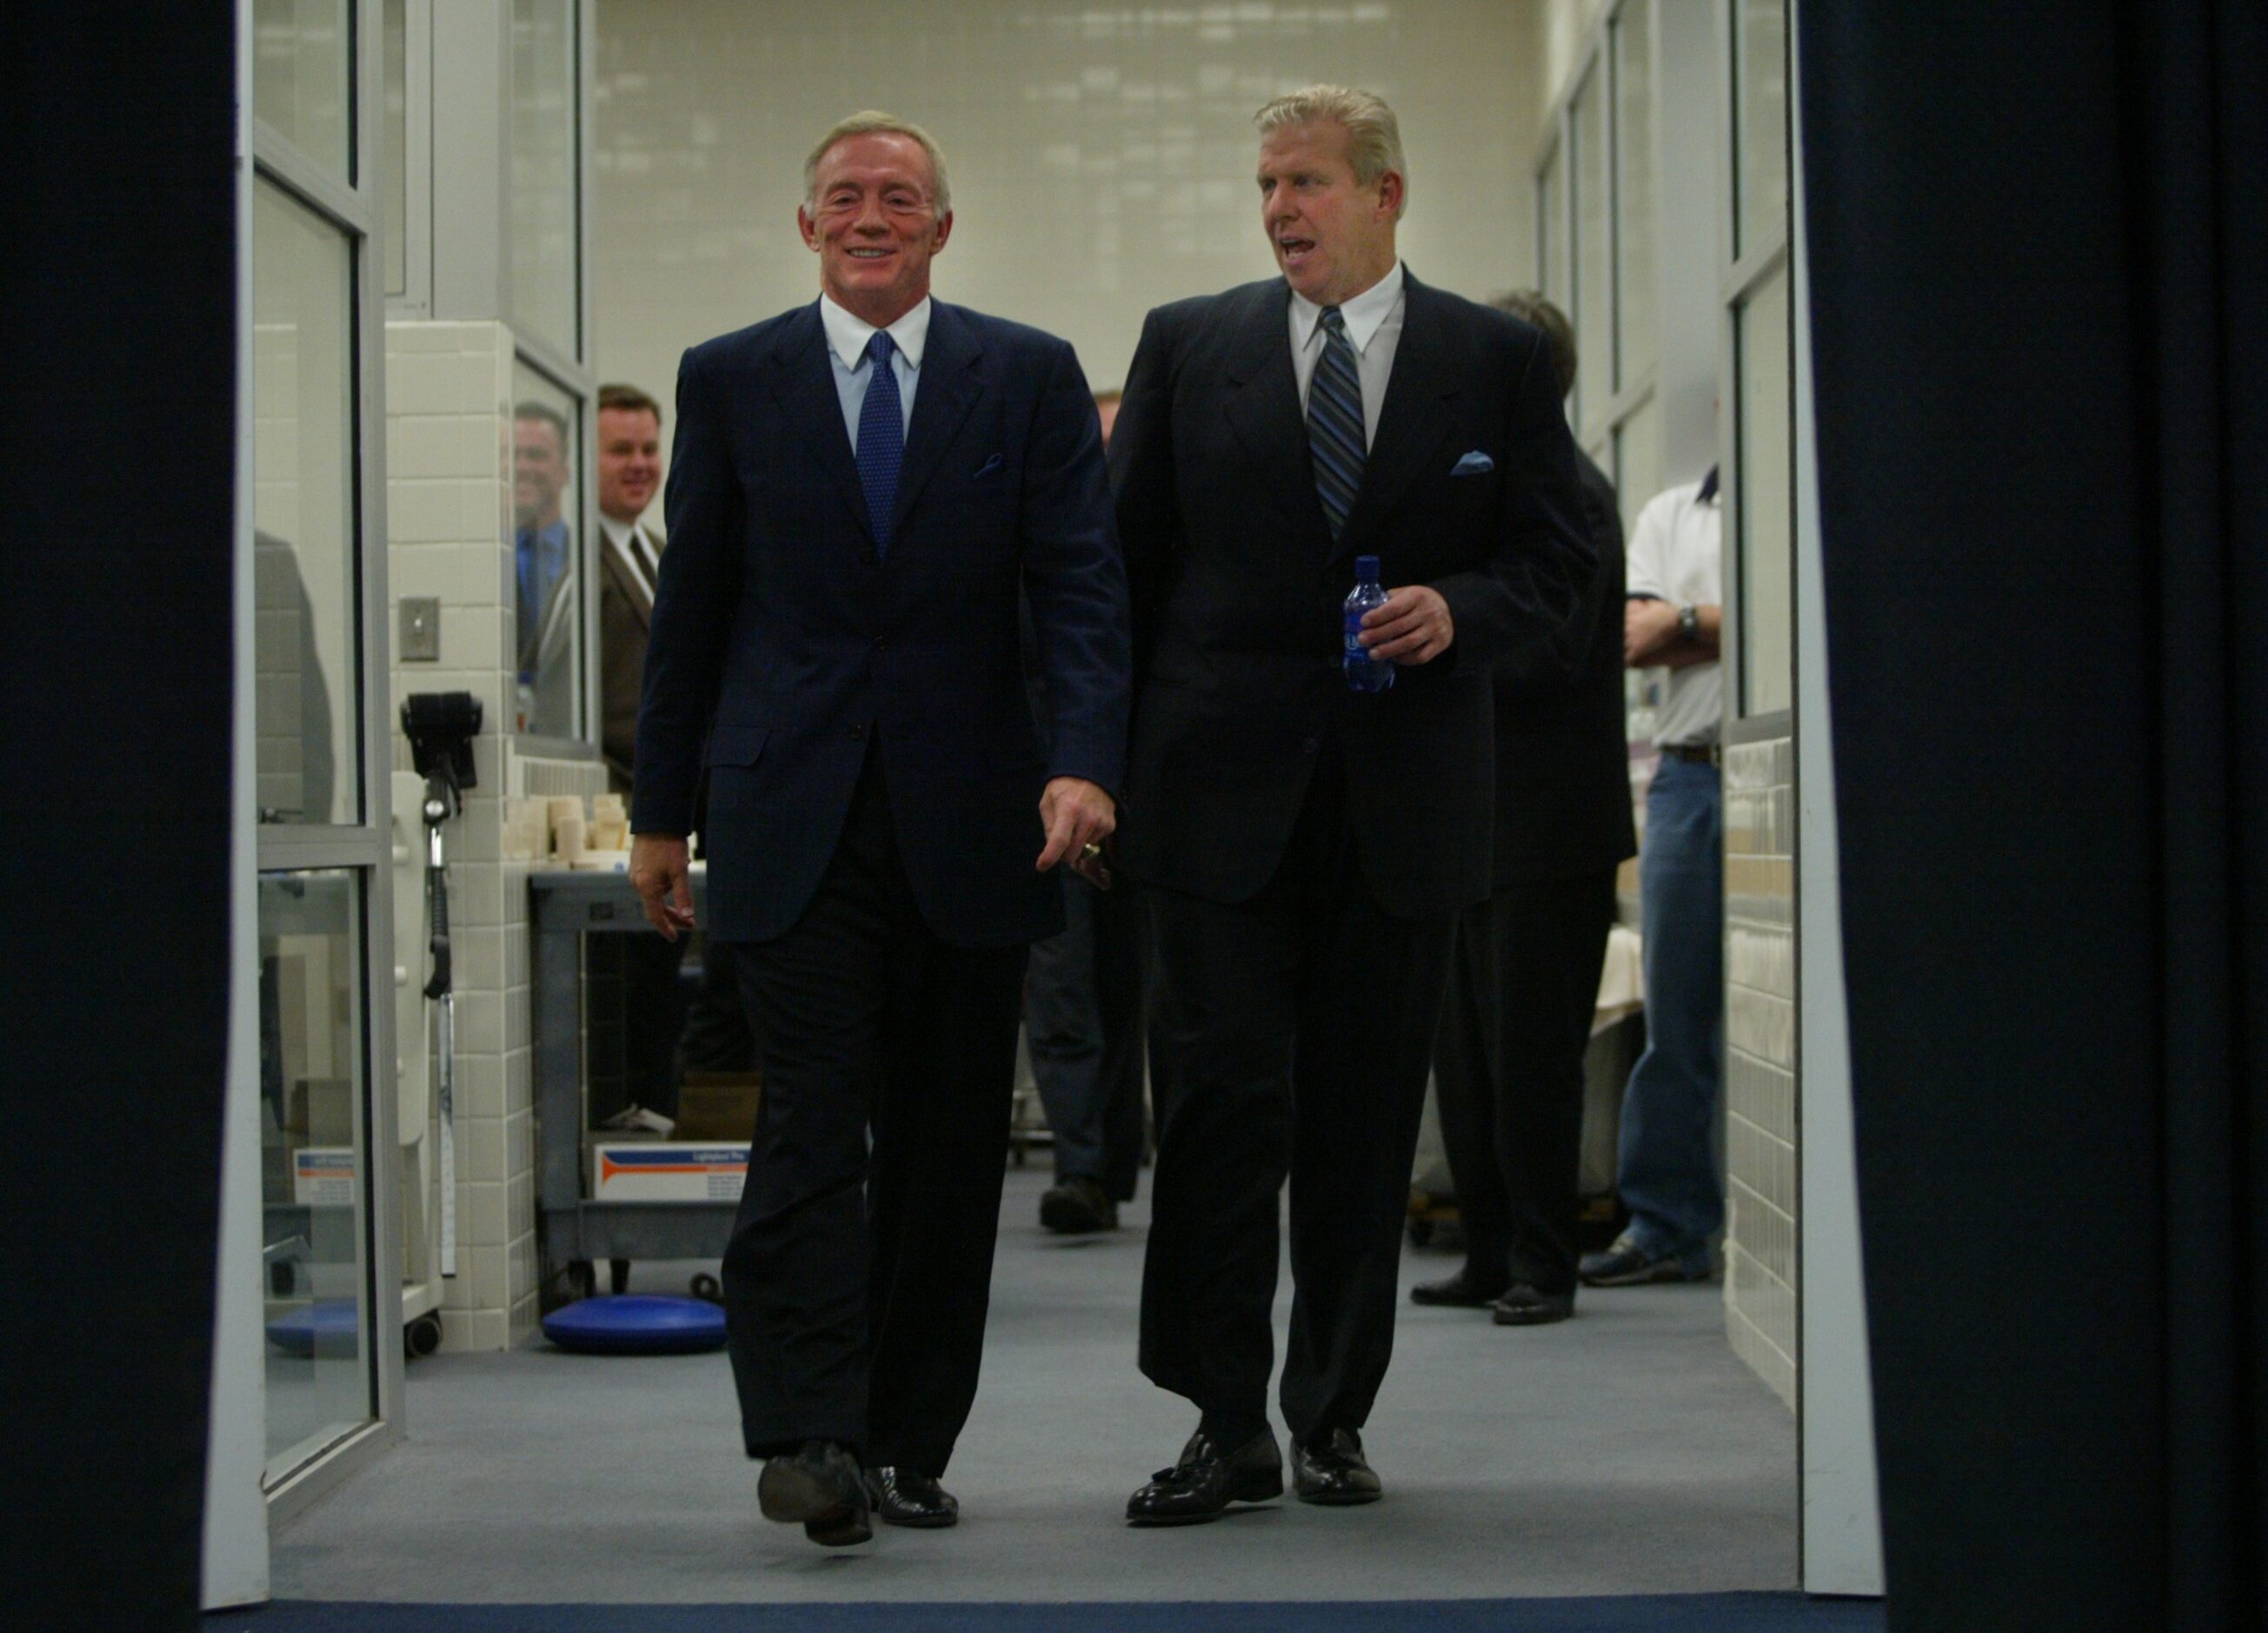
top-left (591, 0), bottom-right (1546, 463)
top-left (1724, 733), bottom-right (1796, 1409)
top-left (386, 319), bottom-right (602, 1350)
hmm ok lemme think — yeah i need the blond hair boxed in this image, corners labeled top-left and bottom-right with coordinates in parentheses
top-left (803, 111), bottom-right (951, 219)
top-left (1254, 84), bottom-right (1407, 218)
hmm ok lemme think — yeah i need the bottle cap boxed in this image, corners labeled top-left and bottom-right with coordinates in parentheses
top-left (1354, 554), bottom-right (1381, 581)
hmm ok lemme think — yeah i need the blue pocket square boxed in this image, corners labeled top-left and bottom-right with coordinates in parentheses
top-left (972, 453), bottom-right (1005, 480)
top-left (1451, 450), bottom-right (1494, 477)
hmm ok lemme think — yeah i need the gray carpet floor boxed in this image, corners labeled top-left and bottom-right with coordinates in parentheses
top-left (274, 1170), bottom-right (1794, 1604)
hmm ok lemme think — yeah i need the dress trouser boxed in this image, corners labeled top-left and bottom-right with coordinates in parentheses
top-left (677, 936), bottom-right (759, 1076)
top-left (1141, 768), bottom-right (1456, 1441)
top-left (721, 748), bottom-right (1028, 1476)
top-left (1431, 869), bottom-right (1620, 1299)
top-left (1025, 870), bottom-right (1149, 1201)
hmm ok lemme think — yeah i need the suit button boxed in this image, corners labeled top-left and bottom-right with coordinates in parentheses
top-left (875, 637), bottom-right (888, 651)
top-left (1301, 737), bottom-right (1320, 756)
top-left (848, 724), bottom-right (865, 739)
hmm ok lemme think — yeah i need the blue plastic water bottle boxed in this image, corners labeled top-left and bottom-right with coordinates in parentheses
top-left (1344, 555), bottom-right (1394, 693)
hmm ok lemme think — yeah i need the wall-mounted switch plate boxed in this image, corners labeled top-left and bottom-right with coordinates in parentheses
top-left (400, 597), bottom-right (441, 662)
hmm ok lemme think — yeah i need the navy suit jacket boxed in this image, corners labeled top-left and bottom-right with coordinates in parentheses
top-left (633, 297), bottom-right (1131, 946)
top-left (1109, 272), bottom-right (1593, 917)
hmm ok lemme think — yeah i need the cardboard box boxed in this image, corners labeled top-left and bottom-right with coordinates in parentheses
top-left (294, 1146), bottom-right (356, 1208)
top-left (590, 1142), bottom-right (748, 1203)
top-left (672, 1071), bottom-right (763, 1141)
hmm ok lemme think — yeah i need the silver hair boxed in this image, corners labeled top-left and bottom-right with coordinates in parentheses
top-left (1254, 84), bottom-right (1408, 218)
top-left (802, 110), bottom-right (951, 219)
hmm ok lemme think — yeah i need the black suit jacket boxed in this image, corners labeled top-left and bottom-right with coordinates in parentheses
top-left (1488, 450), bottom-right (1638, 885)
top-left (1108, 272), bottom-right (1593, 917)
top-left (634, 298), bottom-right (1131, 945)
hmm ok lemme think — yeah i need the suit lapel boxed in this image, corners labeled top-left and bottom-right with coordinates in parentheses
top-left (1222, 282), bottom-right (1331, 541)
top-left (889, 299), bottom-right (984, 534)
top-left (1333, 270), bottom-right (1460, 565)
top-left (764, 303), bottom-right (873, 538)
top-left (602, 530), bottom-right (654, 630)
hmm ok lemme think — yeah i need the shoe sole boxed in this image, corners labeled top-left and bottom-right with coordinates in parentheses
top-left (876, 1509), bottom-right (957, 1530)
top-left (1583, 1258), bottom-right (1712, 1288)
top-left (1408, 1290), bottom-right (1502, 1309)
top-left (760, 1460), bottom-right (872, 1546)
top-left (1294, 1485), bottom-right (1383, 1506)
top-left (1126, 1470), bottom-right (1284, 1526)
top-left (1493, 1303), bottom-right (1573, 1325)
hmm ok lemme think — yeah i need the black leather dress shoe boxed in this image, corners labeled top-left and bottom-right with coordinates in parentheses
top-left (1040, 1176), bottom-right (1119, 1234)
top-left (1408, 1268), bottom-right (1506, 1308)
top-left (1125, 1426), bottom-right (1283, 1525)
top-left (1292, 1428), bottom-right (1382, 1505)
top-left (757, 1441), bottom-right (872, 1546)
top-left (865, 1465), bottom-right (959, 1529)
top-left (1490, 1283), bottom-right (1574, 1325)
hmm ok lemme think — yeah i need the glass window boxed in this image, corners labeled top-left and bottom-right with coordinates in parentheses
top-left (384, 0), bottom-right (407, 297)
top-left (1613, 0), bottom-right (1657, 390)
top-left (258, 870), bottom-right (371, 1477)
top-left (253, 0), bottom-right (353, 179)
top-left (1734, 0), bottom-right (1788, 258)
top-left (1736, 264), bottom-right (1792, 715)
top-left (513, 363), bottom-right (582, 737)
top-left (1539, 141), bottom-right (1568, 314)
top-left (1613, 393), bottom-right (1661, 541)
top-left (1573, 63), bottom-right (1611, 436)
top-left (511, 0), bottom-right (581, 356)
top-left (253, 179), bottom-right (360, 827)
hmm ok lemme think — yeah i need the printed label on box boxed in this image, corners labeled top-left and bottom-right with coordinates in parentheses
top-left (592, 1143), bottom-right (748, 1203)
top-left (294, 1147), bottom-right (356, 1208)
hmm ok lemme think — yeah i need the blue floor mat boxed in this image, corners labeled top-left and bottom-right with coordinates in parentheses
top-left (216, 1595), bottom-right (1885, 1631)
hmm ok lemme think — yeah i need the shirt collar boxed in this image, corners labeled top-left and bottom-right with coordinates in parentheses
top-left (819, 292), bottom-right (932, 372)
top-left (1290, 259), bottom-right (1406, 357)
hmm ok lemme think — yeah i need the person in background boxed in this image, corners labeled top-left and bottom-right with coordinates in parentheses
top-left (514, 401), bottom-right (575, 735)
top-left (1109, 84), bottom-right (1592, 1525)
top-left (1412, 291), bottom-right (1635, 1327)
top-left (594, 383), bottom-right (684, 1134)
top-left (629, 111), bottom-right (1128, 1548)
top-left (1026, 387), bottom-right (1150, 1234)
top-left (1580, 467), bottom-right (1725, 1286)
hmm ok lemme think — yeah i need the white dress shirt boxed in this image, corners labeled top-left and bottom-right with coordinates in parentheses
top-left (599, 514), bottom-right (662, 598)
top-left (1288, 259), bottom-right (1406, 451)
top-left (1625, 477), bottom-right (1725, 747)
top-left (818, 292), bottom-right (928, 453)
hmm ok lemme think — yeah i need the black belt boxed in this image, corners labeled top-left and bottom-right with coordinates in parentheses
top-left (1662, 743), bottom-right (1719, 765)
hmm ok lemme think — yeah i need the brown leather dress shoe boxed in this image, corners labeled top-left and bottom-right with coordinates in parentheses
top-left (1292, 1427), bottom-right (1383, 1505)
top-left (757, 1440), bottom-right (872, 1546)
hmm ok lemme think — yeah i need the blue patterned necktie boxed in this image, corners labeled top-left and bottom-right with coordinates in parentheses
top-left (1307, 306), bottom-right (1366, 540)
top-left (856, 329), bottom-right (905, 551)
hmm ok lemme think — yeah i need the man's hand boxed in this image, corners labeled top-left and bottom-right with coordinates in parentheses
top-left (1359, 584), bottom-right (1455, 665)
top-left (629, 832), bottom-right (697, 941)
top-left (1036, 777), bottom-right (1117, 873)
top-left (1625, 597), bottom-right (1681, 666)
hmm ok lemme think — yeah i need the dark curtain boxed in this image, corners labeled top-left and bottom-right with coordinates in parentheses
top-left (1800, 2), bottom-right (2265, 1627)
top-left (0, 8), bottom-right (237, 1627)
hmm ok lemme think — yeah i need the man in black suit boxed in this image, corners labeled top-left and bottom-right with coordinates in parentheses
top-left (629, 111), bottom-right (1128, 1548)
top-left (1111, 85), bottom-right (1593, 1523)
top-left (1412, 290), bottom-right (1637, 1328)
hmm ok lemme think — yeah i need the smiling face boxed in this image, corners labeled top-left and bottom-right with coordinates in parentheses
top-left (595, 405), bottom-right (661, 523)
top-left (513, 416), bottom-right (568, 530)
top-left (1257, 118), bottom-right (1401, 309)
top-left (799, 131), bottom-right (953, 327)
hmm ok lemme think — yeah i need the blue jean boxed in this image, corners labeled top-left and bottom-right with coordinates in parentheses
top-left (1616, 754), bottom-right (1725, 1256)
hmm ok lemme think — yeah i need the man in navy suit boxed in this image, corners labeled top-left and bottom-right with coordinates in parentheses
top-left (1110, 86), bottom-right (1593, 1523)
top-left (629, 111), bottom-right (1128, 1549)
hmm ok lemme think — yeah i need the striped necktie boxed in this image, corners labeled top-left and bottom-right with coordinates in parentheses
top-left (856, 329), bottom-right (905, 551)
top-left (1307, 306), bottom-right (1365, 540)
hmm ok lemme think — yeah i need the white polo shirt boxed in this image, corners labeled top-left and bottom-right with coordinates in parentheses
top-left (1625, 477), bottom-right (1724, 749)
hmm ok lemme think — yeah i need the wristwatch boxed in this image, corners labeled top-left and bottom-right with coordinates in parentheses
top-left (1677, 604), bottom-right (1701, 641)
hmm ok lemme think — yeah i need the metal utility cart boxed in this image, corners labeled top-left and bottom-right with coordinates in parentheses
top-left (530, 866), bottom-right (734, 1304)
